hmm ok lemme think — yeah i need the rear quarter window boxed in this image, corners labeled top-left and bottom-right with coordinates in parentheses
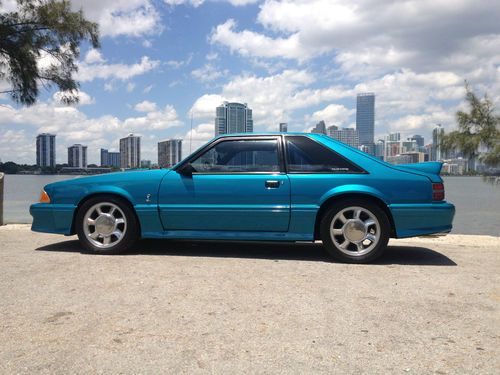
top-left (286, 136), bottom-right (365, 173)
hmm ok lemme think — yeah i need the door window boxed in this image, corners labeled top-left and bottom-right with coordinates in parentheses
top-left (191, 139), bottom-right (280, 173)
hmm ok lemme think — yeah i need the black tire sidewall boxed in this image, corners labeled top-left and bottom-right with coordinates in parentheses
top-left (75, 195), bottom-right (139, 254)
top-left (320, 199), bottom-right (390, 263)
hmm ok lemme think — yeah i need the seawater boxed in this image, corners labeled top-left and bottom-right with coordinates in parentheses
top-left (2, 174), bottom-right (499, 236)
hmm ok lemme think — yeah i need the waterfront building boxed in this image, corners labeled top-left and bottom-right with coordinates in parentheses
top-left (36, 133), bottom-right (56, 168)
top-left (411, 135), bottom-right (424, 148)
top-left (356, 93), bottom-right (375, 154)
top-left (119, 134), bottom-right (141, 169)
top-left (279, 123), bottom-right (288, 132)
top-left (375, 139), bottom-right (385, 160)
top-left (67, 144), bottom-right (87, 168)
top-left (100, 149), bottom-right (121, 168)
top-left (328, 127), bottom-right (360, 149)
top-left (311, 120), bottom-right (327, 135)
top-left (431, 124), bottom-right (444, 161)
top-left (158, 139), bottom-right (182, 168)
top-left (141, 160), bottom-right (152, 168)
top-left (215, 102), bottom-right (253, 136)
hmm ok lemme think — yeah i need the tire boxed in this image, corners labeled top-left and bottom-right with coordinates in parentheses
top-left (75, 195), bottom-right (139, 254)
top-left (320, 198), bottom-right (390, 263)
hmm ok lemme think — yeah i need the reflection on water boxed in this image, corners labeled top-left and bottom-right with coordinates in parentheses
top-left (2, 175), bottom-right (499, 236)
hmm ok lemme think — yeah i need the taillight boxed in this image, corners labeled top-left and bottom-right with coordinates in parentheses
top-left (432, 183), bottom-right (444, 201)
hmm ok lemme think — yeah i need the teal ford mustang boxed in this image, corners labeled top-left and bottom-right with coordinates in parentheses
top-left (30, 133), bottom-right (455, 263)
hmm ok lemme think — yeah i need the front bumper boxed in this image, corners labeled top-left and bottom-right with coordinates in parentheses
top-left (389, 202), bottom-right (455, 238)
top-left (30, 203), bottom-right (76, 235)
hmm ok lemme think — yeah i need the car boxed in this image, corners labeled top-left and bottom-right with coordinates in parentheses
top-left (30, 133), bottom-right (455, 263)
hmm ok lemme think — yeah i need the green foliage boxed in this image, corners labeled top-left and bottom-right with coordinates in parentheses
top-left (441, 83), bottom-right (500, 167)
top-left (0, 0), bottom-right (99, 105)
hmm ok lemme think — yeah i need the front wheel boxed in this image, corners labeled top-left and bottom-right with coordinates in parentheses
top-left (320, 199), bottom-right (390, 263)
top-left (76, 196), bottom-right (139, 254)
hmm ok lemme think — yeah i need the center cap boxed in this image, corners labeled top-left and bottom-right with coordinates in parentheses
top-left (95, 214), bottom-right (115, 235)
top-left (344, 220), bottom-right (367, 242)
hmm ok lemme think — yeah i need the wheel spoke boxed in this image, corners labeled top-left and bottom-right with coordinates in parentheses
top-left (338, 213), bottom-right (347, 224)
top-left (332, 228), bottom-right (343, 236)
top-left (356, 243), bottom-right (364, 252)
top-left (103, 236), bottom-right (111, 245)
top-left (112, 230), bottom-right (123, 240)
top-left (109, 207), bottom-right (116, 216)
top-left (89, 231), bottom-right (99, 240)
top-left (96, 206), bottom-right (103, 215)
top-left (115, 218), bottom-right (125, 225)
top-left (339, 239), bottom-right (350, 249)
top-left (87, 218), bottom-right (96, 226)
top-left (364, 219), bottom-right (376, 227)
top-left (354, 209), bottom-right (362, 219)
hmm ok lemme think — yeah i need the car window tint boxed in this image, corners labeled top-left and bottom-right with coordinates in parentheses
top-left (286, 136), bottom-right (364, 173)
top-left (191, 139), bottom-right (280, 173)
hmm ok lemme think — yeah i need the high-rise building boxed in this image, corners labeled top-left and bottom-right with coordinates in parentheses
top-left (375, 139), bottom-right (385, 160)
top-left (101, 149), bottom-right (121, 168)
top-left (356, 93), bottom-right (375, 154)
top-left (36, 133), bottom-right (56, 168)
top-left (215, 102), bottom-right (253, 136)
top-left (279, 123), bottom-right (288, 132)
top-left (431, 124), bottom-right (444, 161)
top-left (119, 134), bottom-right (141, 168)
top-left (311, 120), bottom-right (327, 135)
top-left (328, 127), bottom-right (359, 149)
top-left (158, 139), bottom-right (182, 168)
top-left (411, 135), bottom-right (424, 148)
top-left (67, 144), bottom-right (87, 168)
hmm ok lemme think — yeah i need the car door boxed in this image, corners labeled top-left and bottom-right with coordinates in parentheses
top-left (158, 136), bottom-right (291, 232)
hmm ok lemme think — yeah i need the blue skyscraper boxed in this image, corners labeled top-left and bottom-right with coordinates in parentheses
top-left (356, 93), bottom-right (375, 154)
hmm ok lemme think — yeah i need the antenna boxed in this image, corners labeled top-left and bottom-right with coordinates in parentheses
top-left (190, 111), bottom-right (193, 154)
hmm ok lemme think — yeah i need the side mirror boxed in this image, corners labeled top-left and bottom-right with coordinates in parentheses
top-left (177, 162), bottom-right (195, 177)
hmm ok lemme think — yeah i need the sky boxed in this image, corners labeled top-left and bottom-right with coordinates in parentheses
top-left (0, 0), bottom-right (499, 165)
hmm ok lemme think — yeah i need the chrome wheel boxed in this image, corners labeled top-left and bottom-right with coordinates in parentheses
top-left (329, 206), bottom-right (380, 257)
top-left (82, 202), bottom-right (127, 249)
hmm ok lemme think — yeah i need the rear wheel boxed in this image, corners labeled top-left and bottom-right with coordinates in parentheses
top-left (76, 196), bottom-right (139, 254)
top-left (320, 199), bottom-right (390, 263)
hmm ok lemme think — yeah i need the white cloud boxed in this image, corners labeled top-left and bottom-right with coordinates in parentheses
top-left (84, 49), bottom-right (105, 64)
top-left (135, 100), bottom-right (157, 112)
top-left (176, 123), bottom-right (215, 158)
top-left (165, 54), bottom-right (193, 69)
top-left (72, 0), bottom-right (162, 38)
top-left (191, 64), bottom-right (228, 82)
top-left (210, 0), bottom-right (500, 78)
top-left (53, 90), bottom-right (95, 106)
top-left (307, 104), bottom-right (354, 127)
top-left (143, 84), bottom-right (154, 93)
top-left (126, 83), bottom-right (136, 92)
top-left (78, 56), bottom-right (160, 82)
top-left (142, 40), bottom-right (153, 48)
top-left (190, 94), bottom-right (225, 119)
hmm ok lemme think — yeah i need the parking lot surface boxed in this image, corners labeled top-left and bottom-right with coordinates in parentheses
top-left (1, 225), bottom-right (499, 374)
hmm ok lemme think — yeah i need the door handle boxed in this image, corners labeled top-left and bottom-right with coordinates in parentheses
top-left (265, 180), bottom-right (280, 188)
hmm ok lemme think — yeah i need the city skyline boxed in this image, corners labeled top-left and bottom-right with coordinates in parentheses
top-left (1, 1), bottom-right (497, 165)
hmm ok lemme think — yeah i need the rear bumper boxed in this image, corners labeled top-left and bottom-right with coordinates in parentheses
top-left (389, 202), bottom-right (455, 238)
top-left (30, 203), bottom-right (76, 235)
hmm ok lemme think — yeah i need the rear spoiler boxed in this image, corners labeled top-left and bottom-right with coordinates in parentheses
top-left (396, 161), bottom-right (443, 175)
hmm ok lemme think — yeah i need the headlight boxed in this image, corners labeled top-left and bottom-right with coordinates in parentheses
top-left (39, 190), bottom-right (51, 203)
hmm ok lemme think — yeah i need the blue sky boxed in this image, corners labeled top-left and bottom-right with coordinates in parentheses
top-left (1, 0), bottom-right (499, 164)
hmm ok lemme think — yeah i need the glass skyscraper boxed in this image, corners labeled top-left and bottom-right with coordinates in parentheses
top-left (68, 144), bottom-right (87, 168)
top-left (356, 93), bottom-right (375, 154)
top-left (215, 102), bottom-right (253, 136)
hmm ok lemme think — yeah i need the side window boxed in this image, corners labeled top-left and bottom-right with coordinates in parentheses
top-left (286, 136), bottom-right (364, 173)
top-left (191, 139), bottom-right (280, 173)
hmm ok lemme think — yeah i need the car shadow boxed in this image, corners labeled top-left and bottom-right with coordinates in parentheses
top-left (35, 239), bottom-right (457, 266)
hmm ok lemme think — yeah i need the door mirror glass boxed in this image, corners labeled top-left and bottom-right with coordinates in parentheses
top-left (177, 162), bottom-right (195, 176)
